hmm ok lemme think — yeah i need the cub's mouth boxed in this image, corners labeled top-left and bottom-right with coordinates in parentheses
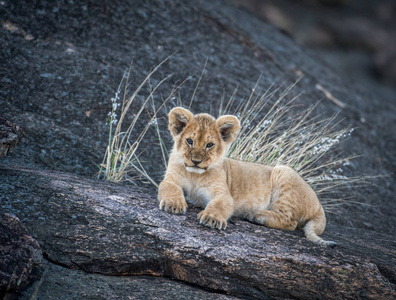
top-left (185, 165), bottom-right (206, 174)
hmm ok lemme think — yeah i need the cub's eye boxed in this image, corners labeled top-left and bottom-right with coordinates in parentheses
top-left (206, 142), bottom-right (214, 149)
top-left (186, 138), bottom-right (193, 146)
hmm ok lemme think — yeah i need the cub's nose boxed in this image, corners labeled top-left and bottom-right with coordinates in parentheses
top-left (191, 158), bottom-right (202, 165)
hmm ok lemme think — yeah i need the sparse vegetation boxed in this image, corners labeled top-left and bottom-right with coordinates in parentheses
top-left (98, 59), bottom-right (175, 187)
top-left (222, 80), bottom-right (359, 211)
top-left (99, 63), bottom-right (361, 211)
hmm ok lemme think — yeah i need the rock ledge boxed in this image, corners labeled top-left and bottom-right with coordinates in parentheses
top-left (0, 165), bottom-right (394, 299)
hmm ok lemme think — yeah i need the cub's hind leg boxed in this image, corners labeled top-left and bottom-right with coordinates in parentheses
top-left (249, 165), bottom-right (337, 247)
top-left (247, 207), bottom-right (298, 231)
top-left (246, 165), bottom-right (300, 230)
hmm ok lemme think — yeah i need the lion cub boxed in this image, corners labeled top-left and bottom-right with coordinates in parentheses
top-left (158, 107), bottom-right (336, 247)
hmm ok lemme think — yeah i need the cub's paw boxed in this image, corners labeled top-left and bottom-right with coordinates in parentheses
top-left (159, 197), bottom-right (187, 214)
top-left (198, 210), bottom-right (227, 230)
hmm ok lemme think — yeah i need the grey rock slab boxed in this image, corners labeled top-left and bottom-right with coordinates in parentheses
top-left (0, 115), bottom-right (25, 159)
top-left (12, 260), bottom-right (236, 300)
top-left (0, 212), bottom-right (42, 293)
top-left (0, 165), bottom-right (394, 299)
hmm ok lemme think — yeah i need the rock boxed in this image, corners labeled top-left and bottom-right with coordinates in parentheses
top-left (16, 260), bottom-right (235, 300)
top-left (0, 212), bottom-right (42, 293)
top-left (0, 115), bottom-right (25, 159)
top-left (1, 0), bottom-right (395, 236)
top-left (374, 48), bottom-right (396, 85)
top-left (238, 0), bottom-right (396, 85)
top-left (1, 165), bottom-right (394, 299)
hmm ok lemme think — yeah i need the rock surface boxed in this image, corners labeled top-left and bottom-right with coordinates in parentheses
top-left (0, 213), bottom-right (42, 293)
top-left (0, 115), bottom-right (25, 158)
top-left (1, 0), bottom-right (395, 234)
top-left (17, 261), bottom-right (235, 300)
top-left (1, 165), bottom-right (395, 299)
top-left (238, 0), bottom-right (396, 85)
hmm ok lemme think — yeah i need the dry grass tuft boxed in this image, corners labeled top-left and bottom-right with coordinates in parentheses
top-left (99, 62), bottom-right (364, 212)
top-left (97, 58), bottom-right (185, 187)
top-left (222, 80), bottom-right (360, 211)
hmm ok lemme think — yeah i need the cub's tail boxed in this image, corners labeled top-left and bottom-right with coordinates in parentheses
top-left (303, 212), bottom-right (337, 247)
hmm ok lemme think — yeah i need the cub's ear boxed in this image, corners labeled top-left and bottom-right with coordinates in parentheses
top-left (216, 115), bottom-right (240, 143)
top-left (168, 107), bottom-right (193, 136)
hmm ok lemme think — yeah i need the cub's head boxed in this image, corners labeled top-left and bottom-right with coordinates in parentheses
top-left (168, 107), bottom-right (240, 174)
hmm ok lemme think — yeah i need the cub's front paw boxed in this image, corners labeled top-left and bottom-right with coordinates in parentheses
top-left (159, 197), bottom-right (187, 214)
top-left (198, 209), bottom-right (227, 230)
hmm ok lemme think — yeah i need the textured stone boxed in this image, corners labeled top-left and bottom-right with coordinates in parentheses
top-left (0, 0), bottom-right (394, 235)
top-left (0, 115), bottom-right (25, 159)
top-left (1, 165), bottom-right (394, 299)
top-left (0, 213), bottom-right (42, 293)
top-left (14, 260), bottom-right (235, 300)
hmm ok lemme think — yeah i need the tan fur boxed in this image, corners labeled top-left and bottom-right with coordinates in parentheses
top-left (158, 107), bottom-right (336, 247)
